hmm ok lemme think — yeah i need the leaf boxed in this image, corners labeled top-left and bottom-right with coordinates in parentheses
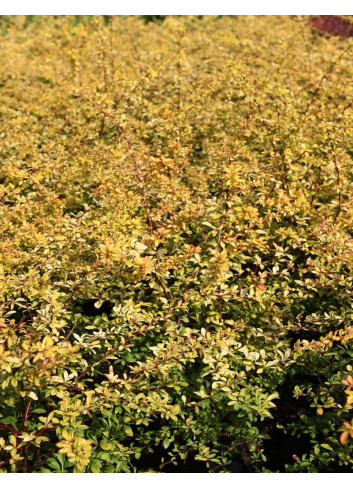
top-left (46, 458), bottom-right (61, 471)
top-left (340, 431), bottom-right (349, 445)
top-left (0, 416), bottom-right (17, 425)
top-left (21, 433), bottom-right (36, 442)
top-left (320, 444), bottom-right (333, 451)
top-left (201, 222), bottom-right (216, 229)
top-left (163, 438), bottom-right (171, 449)
top-left (56, 453), bottom-right (66, 468)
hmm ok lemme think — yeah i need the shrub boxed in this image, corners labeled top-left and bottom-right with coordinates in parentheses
top-left (1, 15), bottom-right (353, 473)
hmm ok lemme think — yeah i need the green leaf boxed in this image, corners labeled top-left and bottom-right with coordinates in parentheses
top-left (163, 438), bottom-right (171, 449)
top-left (46, 458), bottom-right (61, 471)
top-left (320, 444), bottom-right (333, 451)
top-left (0, 416), bottom-right (17, 425)
top-left (124, 426), bottom-right (133, 437)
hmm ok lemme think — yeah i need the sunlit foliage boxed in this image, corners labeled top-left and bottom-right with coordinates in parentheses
top-left (1, 15), bottom-right (353, 472)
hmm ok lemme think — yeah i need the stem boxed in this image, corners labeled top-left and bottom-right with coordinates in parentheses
top-left (333, 152), bottom-right (341, 223)
top-left (0, 423), bottom-right (20, 436)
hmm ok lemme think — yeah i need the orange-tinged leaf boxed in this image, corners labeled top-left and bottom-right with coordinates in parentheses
top-left (340, 431), bottom-right (349, 445)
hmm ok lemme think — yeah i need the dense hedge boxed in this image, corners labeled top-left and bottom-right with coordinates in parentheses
top-left (1, 15), bottom-right (353, 473)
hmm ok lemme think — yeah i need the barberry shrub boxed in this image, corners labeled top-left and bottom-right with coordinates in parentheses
top-left (1, 15), bottom-right (353, 473)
